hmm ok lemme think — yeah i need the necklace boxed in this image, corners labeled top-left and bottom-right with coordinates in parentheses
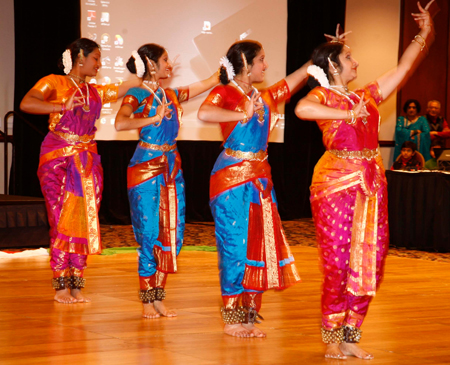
top-left (69, 77), bottom-right (90, 112)
top-left (142, 82), bottom-right (172, 120)
top-left (329, 84), bottom-right (349, 94)
top-left (69, 73), bottom-right (86, 83)
top-left (231, 80), bottom-right (265, 124)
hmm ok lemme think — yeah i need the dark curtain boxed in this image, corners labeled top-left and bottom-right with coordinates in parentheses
top-left (283, 0), bottom-right (347, 218)
top-left (397, 0), bottom-right (450, 125)
top-left (11, 1), bottom-right (347, 224)
top-left (12, 0), bottom-right (81, 196)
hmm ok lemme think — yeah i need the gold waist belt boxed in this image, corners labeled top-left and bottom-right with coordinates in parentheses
top-left (52, 130), bottom-right (94, 144)
top-left (328, 148), bottom-right (379, 160)
top-left (139, 141), bottom-right (176, 152)
top-left (225, 148), bottom-right (268, 161)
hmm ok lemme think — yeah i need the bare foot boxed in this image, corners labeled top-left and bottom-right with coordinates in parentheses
top-left (71, 289), bottom-right (91, 303)
top-left (242, 323), bottom-right (266, 338)
top-left (153, 300), bottom-right (177, 317)
top-left (325, 343), bottom-right (347, 359)
top-left (142, 303), bottom-right (161, 319)
top-left (340, 343), bottom-right (374, 360)
top-left (54, 289), bottom-right (77, 304)
top-left (224, 324), bottom-right (254, 338)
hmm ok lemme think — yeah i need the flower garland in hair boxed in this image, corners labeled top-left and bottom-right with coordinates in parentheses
top-left (132, 50), bottom-right (145, 78)
top-left (62, 49), bottom-right (72, 75)
top-left (219, 56), bottom-right (235, 81)
top-left (307, 65), bottom-right (330, 88)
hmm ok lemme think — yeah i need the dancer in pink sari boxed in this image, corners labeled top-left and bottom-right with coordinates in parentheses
top-left (20, 38), bottom-right (141, 304)
top-left (295, 1), bottom-right (435, 360)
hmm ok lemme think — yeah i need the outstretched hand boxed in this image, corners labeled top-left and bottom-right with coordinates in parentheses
top-left (412, 0), bottom-right (435, 30)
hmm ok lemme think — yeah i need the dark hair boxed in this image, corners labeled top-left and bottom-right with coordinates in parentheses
top-left (126, 43), bottom-right (166, 78)
top-left (58, 38), bottom-right (100, 71)
top-left (403, 99), bottom-right (421, 114)
top-left (308, 42), bottom-right (344, 89)
top-left (219, 40), bottom-right (263, 84)
top-left (401, 141), bottom-right (417, 152)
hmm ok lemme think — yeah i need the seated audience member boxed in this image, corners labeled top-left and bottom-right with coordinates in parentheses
top-left (394, 99), bottom-right (431, 161)
top-left (425, 140), bottom-right (443, 170)
top-left (426, 100), bottom-right (450, 147)
top-left (392, 141), bottom-right (423, 171)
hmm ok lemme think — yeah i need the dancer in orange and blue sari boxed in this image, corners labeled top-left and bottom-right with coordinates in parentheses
top-left (115, 44), bottom-right (218, 319)
top-left (198, 40), bottom-right (309, 338)
top-left (295, 1), bottom-right (435, 359)
top-left (20, 38), bottom-right (141, 304)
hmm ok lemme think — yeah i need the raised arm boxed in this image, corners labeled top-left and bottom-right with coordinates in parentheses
top-left (187, 72), bottom-right (220, 99)
top-left (376, 0), bottom-right (435, 99)
top-left (284, 60), bottom-right (312, 95)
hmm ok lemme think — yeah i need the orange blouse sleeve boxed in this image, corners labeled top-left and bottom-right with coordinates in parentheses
top-left (95, 84), bottom-right (119, 104)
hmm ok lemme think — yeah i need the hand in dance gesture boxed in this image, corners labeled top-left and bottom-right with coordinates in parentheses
top-left (244, 91), bottom-right (262, 120)
top-left (353, 96), bottom-right (370, 120)
top-left (324, 24), bottom-right (352, 43)
top-left (65, 89), bottom-right (85, 111)
top-left (412, 0), bottom-right (436, 30)
top-left (156, 100), bottom-right (173, 121)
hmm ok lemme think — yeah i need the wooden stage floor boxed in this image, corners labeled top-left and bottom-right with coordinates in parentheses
top-left (1, 246), bottom-right (450, 364)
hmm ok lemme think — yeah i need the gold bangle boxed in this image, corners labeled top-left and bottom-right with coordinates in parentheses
top-left (241, 110), bottom-right (248, 124)
top-left (154, 114), bottom-right (162, 126)
top-left (412, 34), bottom-right (427, 52)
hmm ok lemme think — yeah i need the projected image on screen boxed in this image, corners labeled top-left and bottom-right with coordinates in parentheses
top-left (81, 0), bottom-right (287, 142)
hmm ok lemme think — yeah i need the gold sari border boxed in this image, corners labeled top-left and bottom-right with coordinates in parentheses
top-left (328, 148), bottom-right (379, 161)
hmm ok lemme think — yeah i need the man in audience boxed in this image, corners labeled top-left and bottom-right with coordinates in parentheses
top-left (426, 100), bottom-right (450, 147)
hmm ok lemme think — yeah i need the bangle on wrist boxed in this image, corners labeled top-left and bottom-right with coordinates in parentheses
top-left (346, 109), bottom-right (356, 126)
top-left (154, 114), bottom-right (162, 126)
top-left (412, 34), bottom-right (428, 53)
top-left (241, 110), bottom-right (248, 124)
top-left (59, 103), bottom-right (66, 116)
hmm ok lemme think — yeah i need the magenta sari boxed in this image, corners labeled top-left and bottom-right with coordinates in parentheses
top-left (33, 74), bottom-right (118, 284)
top-left (309, 82), bottom-right (389, 332)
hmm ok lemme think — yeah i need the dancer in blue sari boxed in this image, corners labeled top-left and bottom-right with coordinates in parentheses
top-left (115, 44), bottom-right (218, 318)
top-left (198, 40), bottom-right (309, 338)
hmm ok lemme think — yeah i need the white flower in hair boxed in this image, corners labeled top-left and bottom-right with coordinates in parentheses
top-left (132, 50), bottom-right (145, 78)
top-left (307, 65), bottom-right (330, 88)
top-left (62, 49), bottom-right (72, 75)
top-left (219, 56), bottom-right (235, 81)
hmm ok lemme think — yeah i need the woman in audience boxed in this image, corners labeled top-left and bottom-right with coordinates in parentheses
top-left (394, 99), bottom-right (431, 161)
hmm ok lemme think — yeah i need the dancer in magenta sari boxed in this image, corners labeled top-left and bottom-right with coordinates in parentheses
top-left (20, 38), bottom-right (141, 304)
top-left (295, 2), bottom-right (435, 359)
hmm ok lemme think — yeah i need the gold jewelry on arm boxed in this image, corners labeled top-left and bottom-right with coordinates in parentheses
top-left (346, 109), bottom-right (356, 126)
top-left (412, 34), bottom-right (428, 53)
top-left (154, 113), bottom-right (162, 126)
top-left (241, 109), bottom-right (248, 124)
